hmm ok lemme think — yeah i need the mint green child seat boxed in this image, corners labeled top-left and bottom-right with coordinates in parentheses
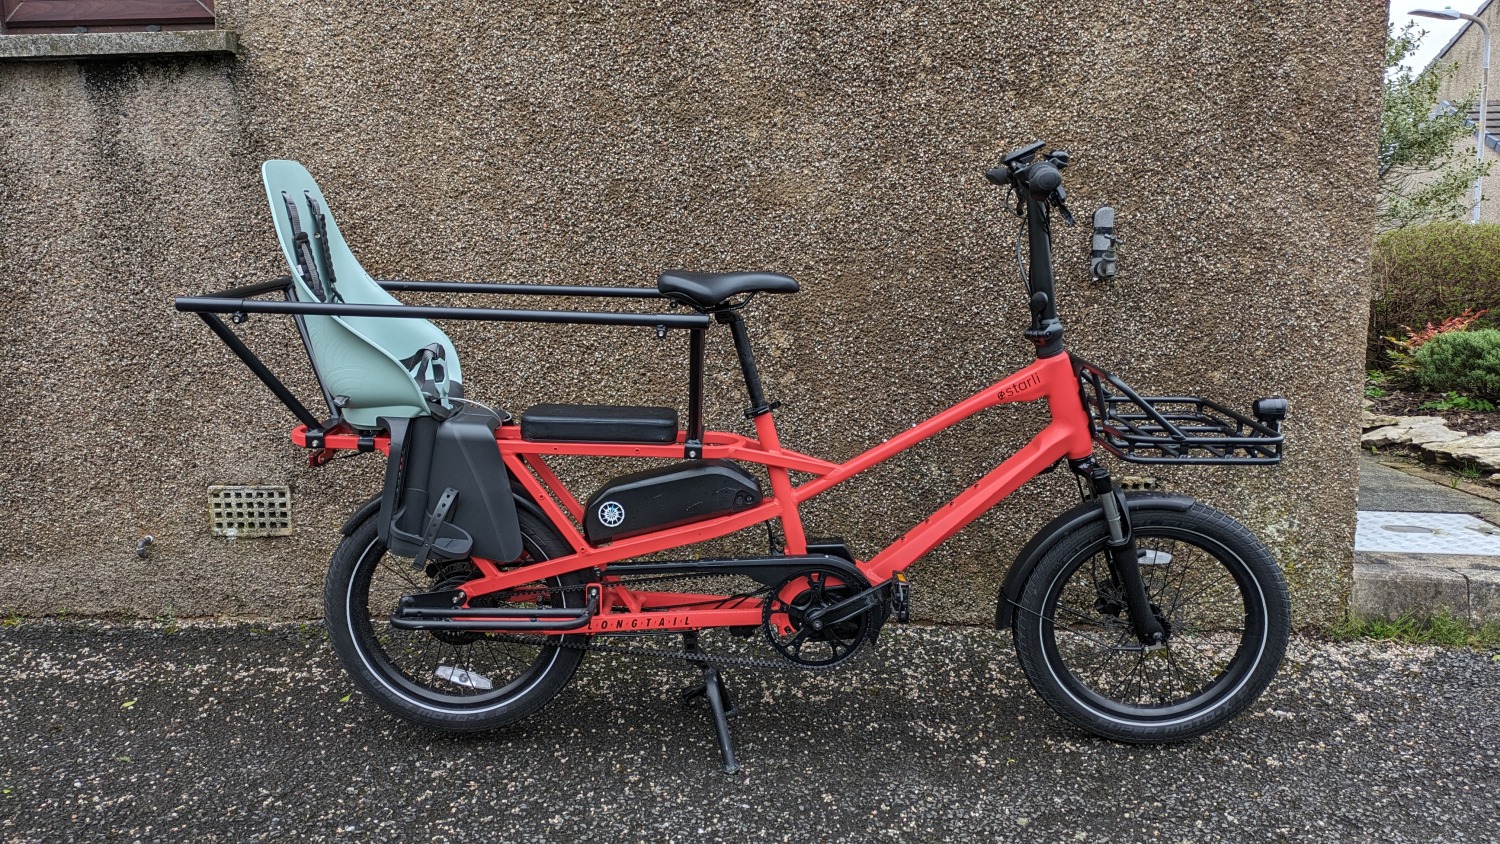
top-left (262, 160), bottom-right (462, 430)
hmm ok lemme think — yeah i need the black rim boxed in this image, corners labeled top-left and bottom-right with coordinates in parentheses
top-left (1037, 526), bottom-right (1267, 723)
top-left (345, 534), bottom-right (573, 710)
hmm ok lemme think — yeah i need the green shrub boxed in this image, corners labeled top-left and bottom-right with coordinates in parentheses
top-left (1414, 329), bottom-right (1500, 396)
top-left (1370, 222), bottom-right (1500, 366)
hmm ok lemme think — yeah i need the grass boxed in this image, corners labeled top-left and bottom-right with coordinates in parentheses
top-left (153, 604), bottom-right (178, 637)
top-left (1331, 609), bottom-right (1500, 650)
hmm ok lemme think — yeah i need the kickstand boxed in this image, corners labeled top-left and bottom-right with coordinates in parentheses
top-left (679, 631), bottom-right (741, 774)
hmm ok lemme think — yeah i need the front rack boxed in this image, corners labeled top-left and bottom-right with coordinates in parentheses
top-left (1075, 359), bottom-right (1284, 465)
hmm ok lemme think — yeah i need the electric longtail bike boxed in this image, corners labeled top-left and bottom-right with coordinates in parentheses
top-left (176, 143), bottom-right (1291, 772)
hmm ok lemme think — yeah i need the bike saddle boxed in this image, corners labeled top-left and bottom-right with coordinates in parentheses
top-left (656, 271), bottom-right (799, 310)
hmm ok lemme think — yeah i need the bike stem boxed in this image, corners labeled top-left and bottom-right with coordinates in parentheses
top-left (1023, 191), bottom-right (1065, 359)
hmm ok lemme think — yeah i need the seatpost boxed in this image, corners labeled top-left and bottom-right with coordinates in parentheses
top-left (716, 311), bottom-right (778, 417)
top-left (685, 328), bottom-right (706, 459)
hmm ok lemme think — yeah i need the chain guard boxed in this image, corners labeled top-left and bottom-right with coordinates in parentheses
top-left (761, 566), bottom-right (875, 668)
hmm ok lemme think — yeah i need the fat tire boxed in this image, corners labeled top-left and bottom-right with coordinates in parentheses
top-left (324, 506), bottom-right (587, 733)
top-left (1012, 502), bottom-right (1289, 743)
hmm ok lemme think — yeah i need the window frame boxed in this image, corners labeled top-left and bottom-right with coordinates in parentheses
top-left (1, 0), bottom-right (215, 34)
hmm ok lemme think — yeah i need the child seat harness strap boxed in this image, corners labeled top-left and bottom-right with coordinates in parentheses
top-left (282, 189), bottom-right (449, 416)
top-left (303, 193), bottom-right (344, 304)
top-left (280, 191), bottom-right (342, 303)
top-left (399, 342), bottom-right (452, 417)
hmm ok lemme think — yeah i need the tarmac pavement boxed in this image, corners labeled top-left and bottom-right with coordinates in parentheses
top-left (1, 621), bottom-right (1497, 843)
top-left (2, 458), bottom-right (1497, 841)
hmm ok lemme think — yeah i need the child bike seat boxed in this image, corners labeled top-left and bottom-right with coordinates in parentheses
top-left (262, 160), bottom-right (463, 430)
top-left (656, 271), bottom-right (799, 309)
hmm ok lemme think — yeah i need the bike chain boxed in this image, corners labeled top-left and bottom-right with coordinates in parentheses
top-left (484, 630), bottom-right (812, 672)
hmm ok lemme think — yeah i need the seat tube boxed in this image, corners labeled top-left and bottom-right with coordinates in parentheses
top-left (721, 309), bottom-right (805, 551)
top-left (753, 412), bottom-right (807, 554)
top-left (685, 328), bottom-right (706, 459)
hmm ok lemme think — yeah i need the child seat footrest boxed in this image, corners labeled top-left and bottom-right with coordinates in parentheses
top-left (521, 403), bottom-right (679, 443)
top-left (379, 408), bottom-right (523, 564)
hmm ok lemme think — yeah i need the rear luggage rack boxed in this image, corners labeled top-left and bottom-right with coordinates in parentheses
top-left (1075, 360), bottom-right (1285, 465)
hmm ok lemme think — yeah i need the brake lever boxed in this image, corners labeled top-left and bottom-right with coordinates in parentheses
top-left (1052, 186), bottom-right (1075, 226)
top-left (1055, 198), bottom-right (1076, 227)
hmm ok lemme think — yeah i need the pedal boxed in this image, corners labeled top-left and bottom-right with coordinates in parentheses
top-left (890, 571), bottom-right (911, 623)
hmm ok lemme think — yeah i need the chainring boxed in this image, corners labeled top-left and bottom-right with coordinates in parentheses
top-left (761, 566), bottom-right (875, 668)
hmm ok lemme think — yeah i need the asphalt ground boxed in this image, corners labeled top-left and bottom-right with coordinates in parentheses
top-left (1, 622), bottom-right (1497, 843)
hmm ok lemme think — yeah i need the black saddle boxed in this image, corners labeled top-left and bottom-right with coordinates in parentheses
top-left (656, 271), bottom-right (799, 310)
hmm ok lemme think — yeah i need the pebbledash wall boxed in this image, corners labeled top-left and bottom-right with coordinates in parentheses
top-left (0, 1), bottom-right (1384, 627)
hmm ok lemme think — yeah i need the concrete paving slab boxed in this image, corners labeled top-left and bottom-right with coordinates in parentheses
top-left (1357, 456), bottom-right (1500, 520)
top-left (1355, 455), bottom-right (1500, 622)
top-left (1351, 551), bottom-right (1500, 572)
top-left (1354, 511), bottom-right (1500, 554)
top-left (1465, 569), bottom-right (1500, 626)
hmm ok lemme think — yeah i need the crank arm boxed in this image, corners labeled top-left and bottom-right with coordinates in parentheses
top-left (803, 584), bottom-right (886, 632)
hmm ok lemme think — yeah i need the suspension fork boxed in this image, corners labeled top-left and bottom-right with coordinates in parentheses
top-left (1070, 457), bottom-right (1166, 646)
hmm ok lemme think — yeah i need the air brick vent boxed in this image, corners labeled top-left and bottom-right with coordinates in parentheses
top-left (208, 485), bottom-right (293, 537)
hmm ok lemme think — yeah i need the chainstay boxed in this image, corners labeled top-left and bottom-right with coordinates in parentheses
top-left (482, 631), bottom-right (847, 672)
top-left (443, 571), bottom-right (859, 671)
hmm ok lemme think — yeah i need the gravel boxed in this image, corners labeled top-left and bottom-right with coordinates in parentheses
top-left (1, 621), bottom-right (1496, 842)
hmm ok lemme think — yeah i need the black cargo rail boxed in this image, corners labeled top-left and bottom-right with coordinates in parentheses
top-left (1075, 359), bottom-right (1285, 465)
top-left (173, 276), bottom-right (709, 428)
top-left (174, 277), bottom-right (707, 330)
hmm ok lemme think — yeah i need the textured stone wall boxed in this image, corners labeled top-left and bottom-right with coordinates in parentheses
top-left (0, 1), bottom-right (1385, 626)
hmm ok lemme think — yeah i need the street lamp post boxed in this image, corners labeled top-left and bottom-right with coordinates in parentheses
top-left (1412, 7), bottom-right (1492, 223)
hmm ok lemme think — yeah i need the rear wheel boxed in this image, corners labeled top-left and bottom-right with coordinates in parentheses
top-left (1012, 503), bottom-right (1289, 743)
top-left (324, 506), bottom-right (588, 732)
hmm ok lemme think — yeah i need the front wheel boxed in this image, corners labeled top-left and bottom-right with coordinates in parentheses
top-left (1012, 502), bottom-right (1289, 743)
top-left (324, 506), bottom-right (589, 733)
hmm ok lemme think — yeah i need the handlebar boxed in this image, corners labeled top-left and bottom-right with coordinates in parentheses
top-left (987, 141), bottom-right (1069, 199)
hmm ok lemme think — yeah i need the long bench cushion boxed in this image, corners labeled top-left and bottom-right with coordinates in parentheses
top-left (521, 404), bottom-right (679, 443)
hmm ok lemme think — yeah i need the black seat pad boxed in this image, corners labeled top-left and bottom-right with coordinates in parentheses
top-left (656, 271), bottom-right (799, 309)
top-left (521, 404), bottom-right (678, 443)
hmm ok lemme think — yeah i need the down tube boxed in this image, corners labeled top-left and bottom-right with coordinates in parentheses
top-left (861, 425), bottom-right (1077, 583)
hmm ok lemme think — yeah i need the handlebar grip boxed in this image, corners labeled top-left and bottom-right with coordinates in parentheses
top-left (1026, 162), bottom-right (1062, 196)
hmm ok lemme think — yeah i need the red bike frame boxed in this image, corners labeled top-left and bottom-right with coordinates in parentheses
top-left (293, 350), bottom-right (1095, 634)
